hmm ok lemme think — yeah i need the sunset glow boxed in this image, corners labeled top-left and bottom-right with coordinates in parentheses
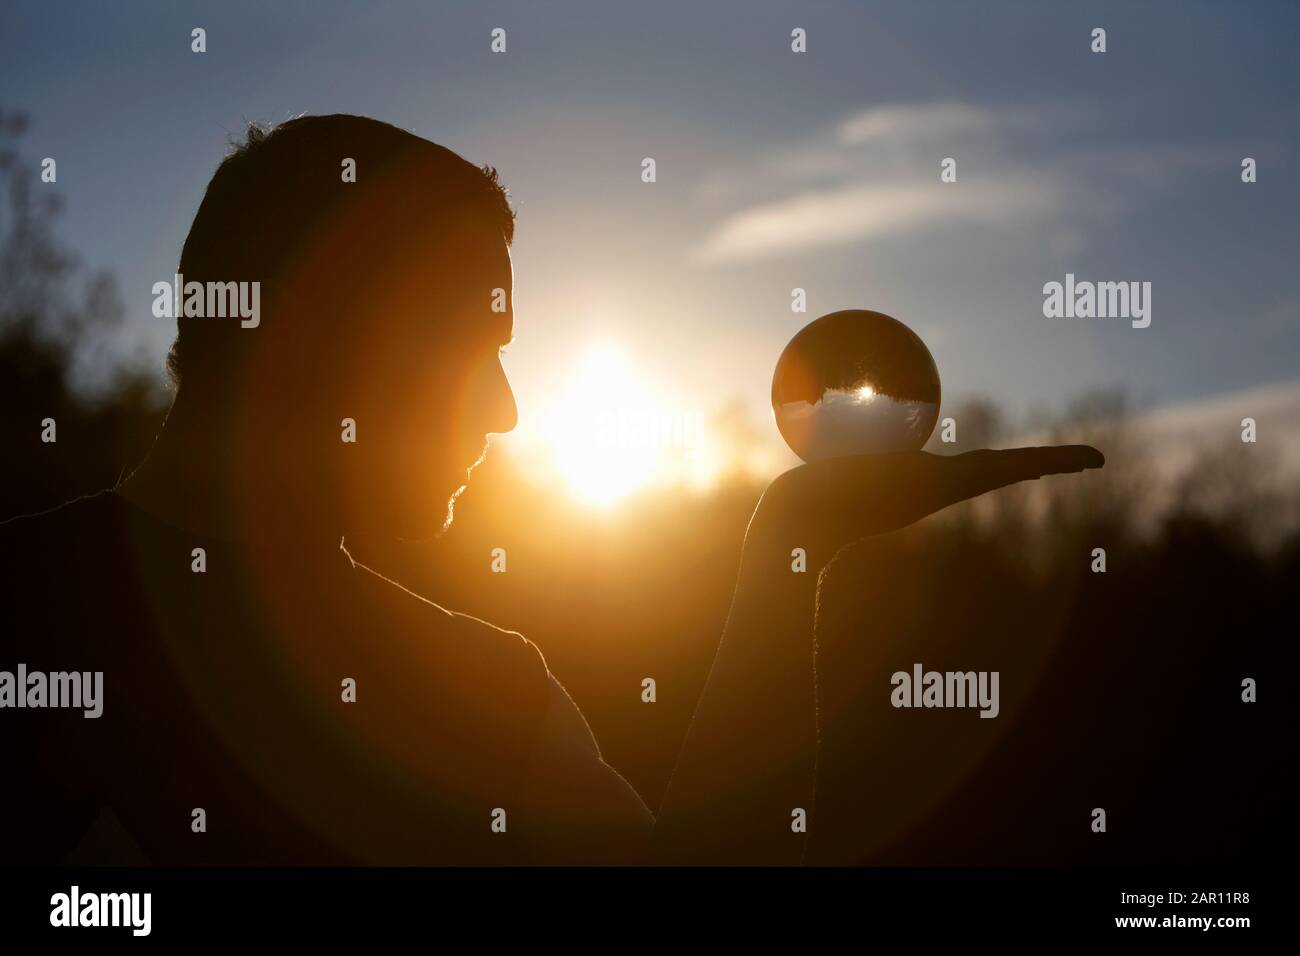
top-left (515, 343), bottom-right (723, 507)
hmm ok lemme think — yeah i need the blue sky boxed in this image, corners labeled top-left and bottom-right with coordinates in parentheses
top-left (3, 0), bottom-right (1298, 445)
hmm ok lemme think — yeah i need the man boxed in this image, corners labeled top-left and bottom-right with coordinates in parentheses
top-left (0, 115), bottom-right (1102, 865)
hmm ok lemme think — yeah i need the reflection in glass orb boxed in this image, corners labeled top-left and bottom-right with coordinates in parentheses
top-left (771, 310), bottom-right (941, 462)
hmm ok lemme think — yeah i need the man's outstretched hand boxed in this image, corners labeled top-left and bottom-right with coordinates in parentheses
top-left (750, 445), bottom-right (1105, 571)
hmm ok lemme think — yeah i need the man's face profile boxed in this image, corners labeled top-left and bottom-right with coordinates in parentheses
top-left (338, 215), bottom-right (518, 540)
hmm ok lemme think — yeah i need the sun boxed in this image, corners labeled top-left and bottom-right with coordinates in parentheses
top-left (531, 344), bottom-right (669, 507)
top-left (511, 341), bottom-right (728, 507)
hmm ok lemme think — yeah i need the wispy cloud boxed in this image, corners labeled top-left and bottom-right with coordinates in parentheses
top-left (834, 101), bottom-right (1027, 147)
top-left (692, 101), bottom-right (1057, 266)
top-left (694, 177), bottom-right (1058, 265)
top-left (1134, 379), bottom-right (1300, 477)
top-left (1018, 379), bottom-right (1300, 485)
top-left (690, 100), bottom-right (1223, 267)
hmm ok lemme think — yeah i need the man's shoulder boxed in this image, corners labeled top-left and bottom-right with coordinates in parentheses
top-left (344, 557), bottom-right (544, 650)
top-left (0, 489), bottom-right (117, 540)
top-left (0, 491), bottom-right (121, 585)
top-left (343, 557), bottom-right (552, 704)
top-left (0, 492), bottom-right (129, 663)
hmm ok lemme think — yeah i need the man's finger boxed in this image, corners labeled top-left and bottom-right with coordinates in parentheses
top-left (947, 445), bottom-right (1105, 502)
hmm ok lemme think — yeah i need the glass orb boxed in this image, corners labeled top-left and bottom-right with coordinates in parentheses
top-left (771, 310), bottom-right (941, 462)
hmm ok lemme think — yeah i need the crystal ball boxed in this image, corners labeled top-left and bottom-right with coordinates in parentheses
top-left (771, 310), bottom-right (941, 462)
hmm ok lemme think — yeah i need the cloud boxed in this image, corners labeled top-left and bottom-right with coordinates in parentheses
top-left (694, 177), bottom-right (1058, 265)
top-left (690, 100), bottom-right (1227, 267)
top-left (834, 101), bottom-right (1017, 146)
top-left (1133, 379), bottom-right (1300, 479)
top-left (692, 101), bottom-right (1057, 266)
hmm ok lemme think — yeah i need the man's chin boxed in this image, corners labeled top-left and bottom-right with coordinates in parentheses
top-left (402, 478), bottom-right (468, 542)
top-left (388, 460), bottom-right (477, 541)
top-left (441, 479), bottom-right (470, 529)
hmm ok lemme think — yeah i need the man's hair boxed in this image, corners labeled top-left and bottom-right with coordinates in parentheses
top-left (166, 114), bottom-right (515, 391)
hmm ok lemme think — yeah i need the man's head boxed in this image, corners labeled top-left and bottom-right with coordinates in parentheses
top-left (166, 114), bottom-right (517, 538)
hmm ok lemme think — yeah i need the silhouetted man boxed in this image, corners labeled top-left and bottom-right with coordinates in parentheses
top-left (0, 115), bottom-right (1102, 865)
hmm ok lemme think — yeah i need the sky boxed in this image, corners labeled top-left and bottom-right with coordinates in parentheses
top-left (3, 0), bottom-right (1298, 498)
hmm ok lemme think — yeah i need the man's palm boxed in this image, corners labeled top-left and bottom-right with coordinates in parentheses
top-left (756, 445), bottom-right (1105, 565)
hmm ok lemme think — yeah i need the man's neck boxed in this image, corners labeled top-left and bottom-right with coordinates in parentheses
top-left (117, 418), bottom-right (343, 552)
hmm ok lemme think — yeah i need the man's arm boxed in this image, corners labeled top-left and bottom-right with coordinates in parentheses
top-left (513, 522), bottom-right (819, 866)
top-left (650, 447), bottom-right (1105, 864)
top-left (516, 448), bottom-right (1102, 865)
top-left (648, 509), bottom-right (818, 864)
top-left (0, 519), bottom-right (102, 863)
top-left (514, 673), bottom-right (655, 864)
top-left (0, 674), bottom-right (101, 863)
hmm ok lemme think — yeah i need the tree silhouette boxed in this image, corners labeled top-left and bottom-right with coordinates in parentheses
top-left (0, 108), bottom-right (165, 520)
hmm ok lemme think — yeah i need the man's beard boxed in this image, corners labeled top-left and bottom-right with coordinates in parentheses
top-left (419, 442), bottom-right (490, 542)
top-left (435, 481), bottom-right (469, 539)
